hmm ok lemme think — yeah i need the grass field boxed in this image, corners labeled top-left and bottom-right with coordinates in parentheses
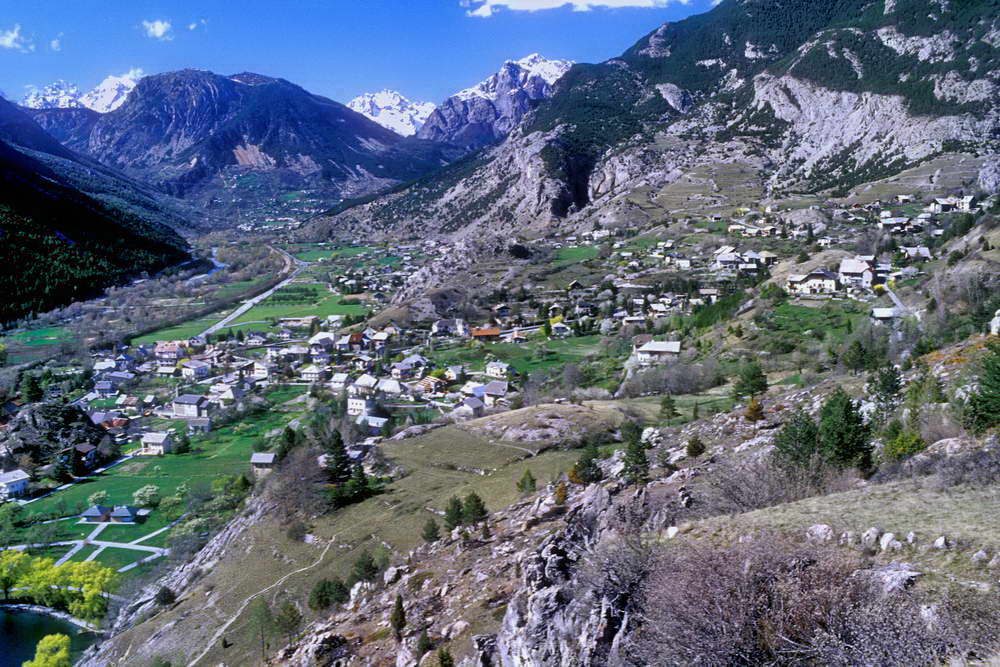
top-left (286, 245), bottom-right (374, 262)
top-left (132, 312), bottom-right (230, 344)
top-left (4, 326), bottom-right (77, 364)
top-left (430, 335), bottom-right (604, 375)
top-left (231, 292), bottom-right (368, 325)
top-left (554, 246), bottom-right (598, 267)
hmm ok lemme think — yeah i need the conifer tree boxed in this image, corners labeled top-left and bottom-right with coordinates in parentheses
top-left (818, 388), bottom-right (871, 470)
top-left (622, 438), bottom-right (649, 485)
top-left (659, 394), bottom-right (678, 421)
top-left (422, 518), bottom-right (441, 543)
top-left (444, 496), bottom-right (464, 531)
top-left (462, 492), bottom-right (488, 525)
top-left (732, 361), bottom-right (768, 399)
top-left (390, 594), bottom-right (406, 641)
top-left (965, 342), bottom-right (1000, 433)
top-left (772, 409), bottom-right (819, 467)
top-left (516, 469), bottom-right (537, 494)
top-left (572, 443), bottom-right (603, 484)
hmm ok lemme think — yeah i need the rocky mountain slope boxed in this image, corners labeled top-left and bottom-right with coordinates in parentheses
top-left (305, 0), bottom-right (999, 255)
top-left (416, 54), bottom-right (573, 151)
top-left (347, 90), bottom-right (436, 137)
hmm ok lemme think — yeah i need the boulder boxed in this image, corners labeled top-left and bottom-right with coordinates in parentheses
top-left (879, 533), bottom-right (898, 552)
top-left (860, 527), bottom-right (881, 549)
top-left (442, 619), bottom-right (469, 640)
top-left (806, 524), bottom-right (835, 543)
top-left (971, 550), bottom-right (989, 565)
top-left (384, 565), bottom-right (407, 586)
top-left (906, 531), bottom-right (918, 545)
top-left (933, 536), bottom-right (951, 550)
top-left (839, 531), bottom-right (857, 546)
top-left (859, 562), bottom-right (922, 593)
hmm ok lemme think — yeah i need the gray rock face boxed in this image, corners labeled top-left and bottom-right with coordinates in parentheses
top-left (980, 154), bottom-right (1000, 193)
top-left (858, 562), bottom-right (923, 593)
top-left (418, 55), bottom-right (572, 151)
top-left (0, 403), bottom-right (107, 469)
top-left (495, 484), bottom-right (636, 666)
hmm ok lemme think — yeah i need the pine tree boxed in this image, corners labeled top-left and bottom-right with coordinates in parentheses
top-left (732, 362), bottom-right (768, 399)
top-left (842, 340), bottom-right (867, 374)
top-left (462, 492), bottom-right (488, 525)
top-left (516, 469), bottom-right (537, 494)
top-left (744, 397), bottom-right (765, 423)
top-left (572, 443), bottom-right (603, 484)
top-left (324, 432), bottom-right (352, 484)
top-left (622, 438), bottom-right (649, 486)
top-left (620, 419), bottom-right (642, 445)
top-left (868, 363), bottom-right (903, 427)
top-left (417, 630), bottom-right (434, 657)
top-left (390, 594), bottom-right (406, 641)
top-left (444, 496), bottom-right (464, 531)
top-left (772, 409), bottom-right (820, 467)
top-left (553, 481), bottom-right (568, 505)
top-left (818, 388), bottom-right (872, 470)
top-left (685, 435), bottom-right (705, 458)
top-left (659, 394), bottom-right (678, 421)
top-left (21, 373), bottom-right (43, 403)
top-left (438, 648), bottom-right (455, 667)
top-left (422, 518), bottom-right (440, 543)
top-left (352, 550), bottom-right (379, 583)
top-left (692, 402), bottom-right (700, 420)
top-left (964, 342), bottom-right (1000, 434)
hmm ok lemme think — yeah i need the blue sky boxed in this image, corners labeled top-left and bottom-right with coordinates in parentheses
top-left (0, 0), bottom-right (714, 105)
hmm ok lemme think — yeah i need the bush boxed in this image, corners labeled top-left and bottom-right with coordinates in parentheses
top-left (685, 436), bottom-right (705, 458)
top-left (286, 521), bottom-right (308, 542)
top-left (637, 533), bottom-right (1000, 665)
top-left (309, 577), bottom-right (349, 610)
top-left (882, 430), bottom-right (925, 461)
top-left (154, 586), bottom-right (176, 606)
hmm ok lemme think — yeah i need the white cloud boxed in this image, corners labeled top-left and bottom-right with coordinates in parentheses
top-left (188, 19), bottom-right (208, 31)
top-left (50, 32), bottom-right (63, 51)
top-left (0, 24), bottom-right (35, 52)
top-left (462, 0), bottom-right (684, 17)
top-left (142, 19), bottom-right (173, 41)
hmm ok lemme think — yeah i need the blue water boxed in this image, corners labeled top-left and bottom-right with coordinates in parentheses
top-left (0, 608), bottom-right (96, 666)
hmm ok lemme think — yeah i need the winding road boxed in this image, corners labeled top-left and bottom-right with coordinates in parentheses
top-left (199, 246), bottom-right (306, 338)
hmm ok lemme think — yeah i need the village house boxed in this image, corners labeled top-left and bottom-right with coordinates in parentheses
top-left (635, 341), bottom-right (682, 365)
top-left (786, 270), bottom-right (840, 295)
top-left (485, 361), bottom-right (510, 379)
top-left (454, 396), bottom-right (485, 419)
top-left (483, 380), bottom-right (509, 407)
top-left (347, 396), bottom-right (375, 417)
top-left (0, 469), bottom-right (30, 499)
top-left (139, 431), bottom-right (174, 455)
top-left (154, 341), bottom-right (184, 363)
top-left (173, 394), bottom-right (209, 418)
top-left (471, 327), bottom-right (502, 342)
top-left (301, 364), bottom-right (328, 383)
top-left (838, 258), bottom-right (876, 289)
top-left (444, 365), bottom-right (466, 382)
top-left (871, 307), bottom-right (902, 325)
top-left (250, 452), bottom-right (277, 477)
top-left (181, 360), bottom-right (211, 380)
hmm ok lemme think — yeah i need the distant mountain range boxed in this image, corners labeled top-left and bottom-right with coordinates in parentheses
top-left (21, 69), bottom-right (144, 113)
top-left (347, 90), bottom-right (436, 137)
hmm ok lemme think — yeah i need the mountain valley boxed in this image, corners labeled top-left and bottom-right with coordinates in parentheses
top-left (1, 1), bottom-right (1000, 665)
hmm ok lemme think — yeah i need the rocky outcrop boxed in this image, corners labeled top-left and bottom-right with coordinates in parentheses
top-left (493, 484), bottom-right (637, 666)
top-left (0, 403), bottom-right (107, 469)
top-left (980, 154), bottom-right (1000, 193)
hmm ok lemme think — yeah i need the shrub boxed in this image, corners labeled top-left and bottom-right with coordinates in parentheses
top-left (685, 436), bottom-right (705, 458)
top-left (882, 430), bottom-right (925, 461)
top-left (637, 533), bottom-right (1000, 665)
top-left (286, 521), bottom-right (308, 542)
top-left (154, 586), bottom-right (176, 606)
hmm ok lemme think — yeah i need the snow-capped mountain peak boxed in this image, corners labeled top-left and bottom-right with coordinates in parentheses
top-left (80, 69), bottom-right (144, 113)
top-left (455, 53), bottom-right (573, 102)
top-left (21, 80), bottom-right (84, 109)
top-left (21, 69), bottom-right (143, 114)
top-left (347, 89), bottom-right (436, 137)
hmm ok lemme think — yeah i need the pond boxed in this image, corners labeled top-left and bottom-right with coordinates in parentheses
top-left (0, 608), bottom-right (96, 666)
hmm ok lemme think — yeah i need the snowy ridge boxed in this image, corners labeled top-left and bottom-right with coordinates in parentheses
top-left (21, 80), bottom-right (84, 109)
top-left (21, 69), bottom-right (144, 113)
top-left (454, 53), bottom-right (573, 101)
top-left (347, 89), bottom-right (436, 137)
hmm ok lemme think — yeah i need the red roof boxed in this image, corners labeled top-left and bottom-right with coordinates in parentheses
top-left (471, 328), bottom-right (501, 337)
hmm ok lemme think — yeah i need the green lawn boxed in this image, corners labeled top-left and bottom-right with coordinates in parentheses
top-left (430, 335), bottom-right (603, 375)
top-left (554, 246), bottom-right (598, 267)
top-left (231, 293), bottom-right (368, 325)
top-left (132, 312), bottom-right (230, 344)
top-left (92, 547), bottom-right (146, 571)
top-left (21, 407), bottom-right (301, 528)
top-left (8, 327), bottom-right (72, 346)
top-left (286, 245), bottom-right (375, 262)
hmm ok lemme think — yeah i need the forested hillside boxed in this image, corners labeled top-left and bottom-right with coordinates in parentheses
top-left (0, 139), bottom-right (188, 324)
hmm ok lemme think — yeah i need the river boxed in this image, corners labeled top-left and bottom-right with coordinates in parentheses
top-left (0, 608), bottom-right (96, 666)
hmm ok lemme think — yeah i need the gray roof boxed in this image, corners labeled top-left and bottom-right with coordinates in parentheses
top-left (175, 394), bottom-right (207, 405)
top-left (251, 452), bottom-right (277, 465)
top-left (0, 469), bottom-right (30, 485)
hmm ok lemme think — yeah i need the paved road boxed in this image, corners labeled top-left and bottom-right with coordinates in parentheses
top-left (199, 246), bottom-right (306, 338)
